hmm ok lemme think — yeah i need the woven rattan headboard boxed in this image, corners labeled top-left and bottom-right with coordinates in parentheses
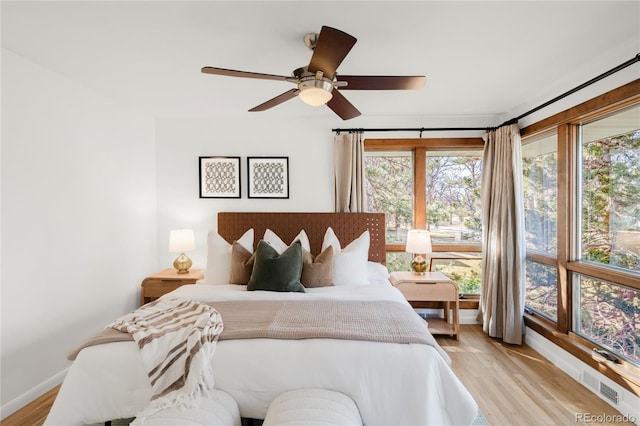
top-left (217, 212), bottom-right (386, 264)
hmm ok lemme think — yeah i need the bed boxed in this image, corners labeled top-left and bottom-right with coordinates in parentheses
top-left (45, 212), bottom-right (478, 426)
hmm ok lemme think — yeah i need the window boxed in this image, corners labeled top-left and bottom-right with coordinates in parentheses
top-left (364, 151), bottom-right (414, 272)
top-left (525, 259), bottom-right (558, 320)
top-left (573, 274), bottom-right (639, 364)
top-left (522, 133), bottom-right (558, 321)
top-left (364, 151), bottom-right (413, 245)
top-left (572, 104), bottom-right (640, 364)
top-left (516, 84), bottom-right (640, 391)
top-left (425, 153), bottom-right (483, 243)
top-left (522, 134), bottom-right (558, 254)
top-left (578, 105), bottom-right (640, 273)
top-left (364, 140), bottom-right (484, 295)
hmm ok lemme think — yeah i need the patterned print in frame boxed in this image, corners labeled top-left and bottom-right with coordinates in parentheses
top-left (247, 157), bottom-right (289, 199)
top-left (199, 156), bottom-right (241, 198)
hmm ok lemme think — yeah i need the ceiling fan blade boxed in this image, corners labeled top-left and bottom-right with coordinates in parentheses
top-left (201, 66), bottom-right (290, 82)
top-left (337, 75), bottom-right (426, 90)
top-left (308, 26), bottom-right (357, 79)
top-left (249, 88), bottom-right (300, 112)
top-left (326, 90), bottom-right (361, 120)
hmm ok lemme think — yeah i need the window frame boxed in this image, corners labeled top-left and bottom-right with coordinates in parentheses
top-left (521, 79), bottom-right (640, 395)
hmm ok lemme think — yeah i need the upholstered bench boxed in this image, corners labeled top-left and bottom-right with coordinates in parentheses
top-left (133, 388), bottom-right (241, 426)
top-left (263, 388), bottom-right (362, 426)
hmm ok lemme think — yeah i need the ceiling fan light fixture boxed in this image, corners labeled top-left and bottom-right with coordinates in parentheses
top-left (298, 79), bottom-right (333, 106)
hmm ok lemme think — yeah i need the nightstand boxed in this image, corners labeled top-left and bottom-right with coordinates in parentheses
top-left (140, 268), bottom-right (204, 306)
top-left (390, 271), bottom-right (460, 340)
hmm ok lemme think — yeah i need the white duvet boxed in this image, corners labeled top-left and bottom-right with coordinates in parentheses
top-left (46, 284), bottom-right (477, 426)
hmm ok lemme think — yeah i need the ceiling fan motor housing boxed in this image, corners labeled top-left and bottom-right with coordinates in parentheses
top-left (294, 66), bottom-right (335, 93)
top-left (298, 75), bottom-right (334, 92)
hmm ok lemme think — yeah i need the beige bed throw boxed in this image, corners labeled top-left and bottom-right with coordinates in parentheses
top-left (70, 299), bottom-right (436, 361)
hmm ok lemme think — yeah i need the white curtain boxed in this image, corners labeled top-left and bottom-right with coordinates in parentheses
top-left (479, 123), bottom-right (526, 345)
top-left (334, 132), bottom-right (367, 212)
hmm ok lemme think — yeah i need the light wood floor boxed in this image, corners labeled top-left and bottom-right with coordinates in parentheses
top-left (436, 325), bottom-right (624, 425)
top-left (1, 325), bottom-right (626, 426)
top-left (1, 385), bottom-right (59, 426)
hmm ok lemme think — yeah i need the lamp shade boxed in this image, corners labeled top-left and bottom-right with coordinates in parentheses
top-left (298, 79), bottom-right (334, 106)
top-left (405, 229), bottom-right (432, 254)
top-left (169, 229), bottom-right (195, 253)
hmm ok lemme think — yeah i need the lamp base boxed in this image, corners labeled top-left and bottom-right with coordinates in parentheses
top-left (410, 255), bottom-right (427, 275)
top-left (173, 253), bottom-right (192, 274)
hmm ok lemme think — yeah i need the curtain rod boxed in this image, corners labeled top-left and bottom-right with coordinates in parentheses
top-left (332, 53), bottom-right (640, 135)
top-left (331, 127), bottom-right (489, 135)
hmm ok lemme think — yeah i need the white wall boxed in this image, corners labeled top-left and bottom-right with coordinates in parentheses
top-left (154, 113), bottom-right (498, 270)
top-left (507, 41), bottom-right (639, 128)
top-left (156, 115), bottom-right (337, 269)
top-left (0, 49), bottom-right (157, 415)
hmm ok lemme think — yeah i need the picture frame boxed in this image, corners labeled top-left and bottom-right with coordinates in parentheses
top-left (247, 157), bottom-right (289, 199)
top-left (199, 156), bottom-right (241, 198)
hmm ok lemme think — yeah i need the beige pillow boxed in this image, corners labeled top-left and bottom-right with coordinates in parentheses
top-left (301, 246), bottom-right (334, 288)
top-left (230, 241), bottom-right (255, 284)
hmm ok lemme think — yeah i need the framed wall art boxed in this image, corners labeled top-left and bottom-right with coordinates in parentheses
top-left (247, 157), bottom-right (289, 199)
top-left (199, 156), bottom-right (241, 198)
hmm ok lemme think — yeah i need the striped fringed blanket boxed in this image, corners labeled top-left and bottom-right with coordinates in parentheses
top-left (107, 298), bottom-right (223, 422)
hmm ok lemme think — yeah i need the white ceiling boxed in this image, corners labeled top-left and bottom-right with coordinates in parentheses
top-left (2, 1), bottom-right (639, 123)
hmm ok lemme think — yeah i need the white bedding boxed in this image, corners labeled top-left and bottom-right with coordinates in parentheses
top-left (46, 284), bottom-right (477, 426)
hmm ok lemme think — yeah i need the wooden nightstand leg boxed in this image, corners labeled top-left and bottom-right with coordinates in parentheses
top-left (453, 300), bottom-right (460, 340)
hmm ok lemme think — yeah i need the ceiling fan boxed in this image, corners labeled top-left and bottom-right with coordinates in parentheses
top-left (201, 26), bottom-right (426, 120)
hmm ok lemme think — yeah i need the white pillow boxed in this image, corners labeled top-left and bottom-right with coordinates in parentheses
top-left (367, 261), bottom-right (391, 286)
top-left (322, 227), bottom-right (370, 286)
top-left (263, 228), bottom-right (311, 254)
top-left (202, 229), bottom-right (253, 284)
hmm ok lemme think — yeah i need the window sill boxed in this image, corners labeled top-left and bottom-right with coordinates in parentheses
top-left (524, 314), bottom-right (640, 396)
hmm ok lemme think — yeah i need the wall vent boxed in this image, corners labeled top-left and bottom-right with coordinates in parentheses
top-left (599, 382), bottom-right (619, 405)
top-left (581, 371), bottom-right (619, 406)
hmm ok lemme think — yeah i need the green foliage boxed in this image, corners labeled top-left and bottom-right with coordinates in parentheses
top-left (386, 252), bottom-right (411, 272)
top-left (450, 270), bottom-right (481, 294)
top-left (425, 156), bottom-right (482, 239)
top-left (365, 155), bottom-right (413, 243)
top-left (581, 132), bottom-right (640, 272)
top-left (426, 202), bottom-right (451, 227)
top-left (522, 150), bottom-right (558, 253)
top-left (432, 257), bottom-right (482, 295)
top-left (462, 217), bottom-right (482, 241)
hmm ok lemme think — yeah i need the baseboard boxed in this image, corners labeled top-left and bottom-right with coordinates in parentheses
top-left (459, 309), bottom-right (480, 324)
top-left (415, 308), bottom-right (480, 325)
top-left (525, 327), bottom-right (640, 426)
top-left (0, 368), bottom-right (67, 420)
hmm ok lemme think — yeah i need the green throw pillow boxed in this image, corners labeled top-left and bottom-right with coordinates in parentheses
top-left (247, 240), bottom-right (305, 293)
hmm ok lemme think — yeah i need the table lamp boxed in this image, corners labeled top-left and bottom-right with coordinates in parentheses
top-left (405, 229), bottom-right (432, 275)
top-left (169, 229), bottom-right (195, 274)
